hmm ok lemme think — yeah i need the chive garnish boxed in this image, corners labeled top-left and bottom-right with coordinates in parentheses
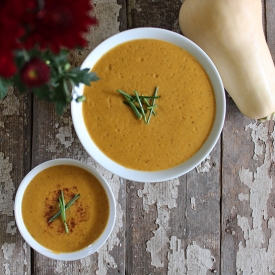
top-left (147, 87), bottom-right (159, 124)
top-left (117, 89), bottom-right (133, 99)
top-left (124, 95), bottom-right (142, 120)
top-left (59, 191), bottom-right (69, 234)
top-left (134, 90), bottom-right (147, 123)
top-left (48, 193), bottom-right (80, 223)
top-left (123, 101), bottom-right (147, 113)
top-left (147, 105), bottom-right (157, 109)
top-left (142, 98), bottom-right (156, 116)
top-left (116, 87), bottom-right (160, 124)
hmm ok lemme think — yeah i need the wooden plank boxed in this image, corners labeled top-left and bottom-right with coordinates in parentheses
top-left (222, 1), bottom-right (275, 274)
top-left (0, 89), bottom-right (32, 275)
top-left (128, 0), bottom-right (182, 31)
top-left (126, 1), bottom-right (221, 274)
top-left (31, 1), bottom-right (127, 274)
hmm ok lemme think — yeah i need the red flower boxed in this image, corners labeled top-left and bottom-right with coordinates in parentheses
top-left (24, 0), bottom-right (97, 52)
top-left (0, 54), bottom-right (17, 78)
top-left (0, 0), bottom-right (37, 78)
top-left (20, 57), bottom-right (50, 87)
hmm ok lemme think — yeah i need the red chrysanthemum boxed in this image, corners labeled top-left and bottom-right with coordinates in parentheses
top-left (0, 0), bottom-right (37, 78)
top-left (20, 57), bottom-right (50, 88)
top-left (24, 0), bottom-right (97, 52)
top-left (0, 54), bottom-right (17, 78)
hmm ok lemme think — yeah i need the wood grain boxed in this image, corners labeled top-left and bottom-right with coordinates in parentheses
top-left (1, 0), bottom-right (275, 274)
top-left (0, 89), bottom-right (32, 275)
top-left (30, 0), bottom-right (128, 273)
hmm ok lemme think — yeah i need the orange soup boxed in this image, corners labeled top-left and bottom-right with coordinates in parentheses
top-left (22, 165), bottom-right (109, 253)
top-left (83, 39), bottom-right (216, 171)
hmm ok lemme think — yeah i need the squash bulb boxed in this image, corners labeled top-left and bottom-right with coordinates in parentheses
top-left (179, 0), bottom-right (275, 120)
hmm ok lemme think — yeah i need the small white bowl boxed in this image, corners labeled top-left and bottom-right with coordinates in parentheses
top-left (14, 159), bottom-right (116, 261)
top-left (71, 27), bottom-right (226, 182)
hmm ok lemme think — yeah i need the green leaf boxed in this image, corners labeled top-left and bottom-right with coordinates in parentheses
top-left (55, 100), bottom-right (68, 116)
top-left (12, 74), bottom-right (29, 94)
top-left (31, 85), bottom-right (53, 102)
top-left (0, 78), bottom-right (10, 99)
top-left (69, 68), bottom-right (99, 87)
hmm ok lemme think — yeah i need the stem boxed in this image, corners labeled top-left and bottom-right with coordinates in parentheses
top-left (63, 79), bottom-right (70, 98)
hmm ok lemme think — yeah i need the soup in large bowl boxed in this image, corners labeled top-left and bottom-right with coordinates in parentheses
top-left (71, 28), bottom-right (225, 182)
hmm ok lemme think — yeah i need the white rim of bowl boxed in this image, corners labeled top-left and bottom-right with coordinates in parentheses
top-left (14, 158), bottom-right (116, 261)
top-left (71, 27), bottom-right (226, 183)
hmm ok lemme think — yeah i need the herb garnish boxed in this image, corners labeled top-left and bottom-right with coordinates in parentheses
top-left (48, 192), bottom-right (80, 234)
top-left (117, 87), bottom-right (159, 124)
top-left (58, 191), bottom-right (68, 234)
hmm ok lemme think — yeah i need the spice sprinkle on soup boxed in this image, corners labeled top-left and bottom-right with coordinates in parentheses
top-left (83, 39), bottom-right (216, 171)
top-left (22, 165), bottom-right (110, 253)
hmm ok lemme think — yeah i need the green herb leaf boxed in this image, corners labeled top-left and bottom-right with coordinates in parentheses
top-left (117, 87), bottom-right (159, 124)
top-left (10, 49), bottom-right (99, 116)
top-left (134, 90), bottom-right (147, 124)
top-left (147, 87), bottom-right (159, 124)
top-left (59, 190), bottom-right (69, 234)
top-left (0, 78), bottom-right (10, 99)
top-left (69, 68), bottom-right (100, 87)
top-left (48, 194), bottom-right (80, 223)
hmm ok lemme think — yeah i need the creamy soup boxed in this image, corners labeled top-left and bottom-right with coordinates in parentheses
top-left (22, 165), bottom-right (109, 253)
top-left (83, 39), bottom-right (216, 171)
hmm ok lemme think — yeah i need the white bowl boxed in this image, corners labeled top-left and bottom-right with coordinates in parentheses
top-left (71, 27), bottom-right (226, 182)
top-left (14, 159), bottom-right (116, 261)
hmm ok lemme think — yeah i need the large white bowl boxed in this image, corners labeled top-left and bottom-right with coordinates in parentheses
top-left (71, 27), bottom-right (226, 182)
top-left (14, 159), bottom-right (116, 261)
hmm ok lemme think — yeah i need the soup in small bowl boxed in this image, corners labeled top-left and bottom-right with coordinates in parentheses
top-left (71, 27), bottom-right (226, 182)
top-left (14, 159), bottom-right (116, 261)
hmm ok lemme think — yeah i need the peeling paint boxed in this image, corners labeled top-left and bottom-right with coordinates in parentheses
top-left (23, 242), bottom-right (28, 266)
top-left (138, 180), bottom-right (214, 273)
top-left (238, 193), bottom-right (249, 202)
top-left (0, 152), bottom-right (15, 216)
top-left (168, 236), bottom-right (186, 275)
top-left (1, 243), bottom-right (15, 260)
top-left (0, 88), bottom-right (20, 116)
top-left (196, 155), bottom-right (212, 173)
top-left (93, 160), bottom-right (123, 275)
top-left (186, 242), bottom-right (215, 274)
top-left (46, 108), bottom-right (74, 153)
top-left (55, 116), bottom-right (74, 148)
top-left (1, 240), bottom-right (29, 275)
top-left (190, 197), bottom-right (196, 210)
top-left (138, 180), bottom-right (179, 268)
top-left (236, 122), bottom-right (275, 274)
top-left (6, 221), bottom-right (17, 235)
top-left (138, 180), bottom-right (179, 212)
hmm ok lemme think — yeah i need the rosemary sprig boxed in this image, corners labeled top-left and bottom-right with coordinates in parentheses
top-left (59, 191), bottom-right (69, 234)
top-left (48, 193), bottom-right (80, 223)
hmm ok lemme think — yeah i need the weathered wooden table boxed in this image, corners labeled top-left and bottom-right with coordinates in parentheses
top-left (1, 1), bottom-right (275, 274)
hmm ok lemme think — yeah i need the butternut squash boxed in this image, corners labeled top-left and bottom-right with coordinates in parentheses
top-left (179, 0), bottom-right (275, 120)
